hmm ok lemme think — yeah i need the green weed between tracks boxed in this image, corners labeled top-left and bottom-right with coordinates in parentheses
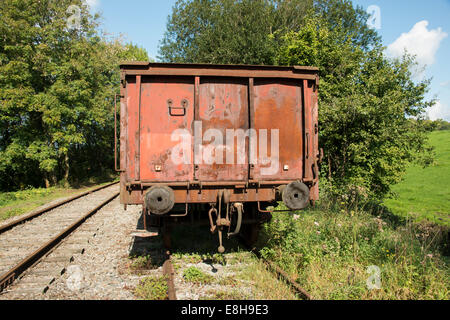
top-left (183, 266), bottom-right (215, 285)
top-left (134, 276), bottom-right (168, 300)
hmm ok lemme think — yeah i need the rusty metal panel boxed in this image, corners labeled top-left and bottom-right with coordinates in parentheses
top-left (120, 71), bottom-right (127, 204)
top-left (196, 78), bottom-right (249, 181)
top-left (139, 77), bottom-right (195, 182)
top-left (303, 79), bottom-right (314, 183)
top-left (120, 62), bottom-right (319, 80)
top-left (252, 79), bottom-right (303, 180)
top-left (125, 76), bottom-right (140, 182)
top-left (311, 81), bottom-right (320, 201)
top-left (124, 188), bottom-right (277, 205)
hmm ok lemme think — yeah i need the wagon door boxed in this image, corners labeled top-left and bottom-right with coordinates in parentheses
top-left (195, 78), bottom-right (249, 181)
top-left (138, 76), bottom-right (195, 182)
top-left (252, 79), bottom-right (303, 180)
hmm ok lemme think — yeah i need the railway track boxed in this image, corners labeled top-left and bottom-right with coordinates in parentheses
top-left (0, 183), bottom-right (310, 301)
top-left (246, 246), bottom-right (312, 300)
top-left (162, 252), bottom-right (177, 300)
top-left (155, 237), bottom-right (311, 301)
top-left (0, 181), bottom-right (118, 235)
top-left (0, 182), bottom-right (119, 295)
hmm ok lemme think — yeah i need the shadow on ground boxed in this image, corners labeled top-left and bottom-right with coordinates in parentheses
top-left (128, 210), bottom-right (251, 268)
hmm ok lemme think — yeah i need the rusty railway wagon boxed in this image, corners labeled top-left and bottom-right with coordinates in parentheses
top-left (116, 62), bottom-right (320, 252)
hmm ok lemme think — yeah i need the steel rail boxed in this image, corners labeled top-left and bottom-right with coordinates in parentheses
top-left (0, 191), bottom-right (120, 293)
top-left (0, 181), bottom-right (119, 235)
top-left (242, 242), bottom-right (312, 300)
top-left (255, 250), bottom-right (312, 300)
top-left (162, 252), bottom-right (177, 300)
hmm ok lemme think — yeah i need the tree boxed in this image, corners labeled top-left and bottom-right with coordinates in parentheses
top-left (118, 43), bottom-right (151, 62)
top-left (0, 0), bottom-right (148, 190)
top-left (275, 13), bottom-right (433, 199)
top-left (159, 0), bottom-right (278, 64)
top-left (158, 0), bottom-right (380, 64)
top-left (159, 0), bottom-right (434, 200)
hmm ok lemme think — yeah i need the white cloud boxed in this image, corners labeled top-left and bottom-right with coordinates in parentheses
top-left (387, 21), bottom-right (447, 67)
top-left (427, 100), bottom-right (450, 121)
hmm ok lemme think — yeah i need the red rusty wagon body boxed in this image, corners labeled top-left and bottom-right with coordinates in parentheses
top-left (116, 62), bottom-right (320, 251)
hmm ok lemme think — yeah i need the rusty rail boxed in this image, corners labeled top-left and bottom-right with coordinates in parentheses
top-left (257, 251), bottom-right (312, 300)
top-left (0, 181), bottom-right (119, 235)
top-left (162, 252), bottom-right (177, 300)
top-left (0, 191), bottom-right (120, 293)
top-left (243, 243), bottom-right (312, 300)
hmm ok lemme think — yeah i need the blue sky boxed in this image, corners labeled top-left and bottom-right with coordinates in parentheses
top-left (88, 0), bottom-right (450, 120)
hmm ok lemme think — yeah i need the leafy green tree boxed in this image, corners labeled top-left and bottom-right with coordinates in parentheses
top-left (275, 14), bottom-right (434, 199)
top-left (158, 0), bottom-right (379, 64)
top-left (159, 0), bottom-right (433, 201)
top-left (0, 0), bottom-right (148, 190)
top-left (159, 0), bottom-right (278, 64)
top-left (118, 43), bottom-right (151, 62)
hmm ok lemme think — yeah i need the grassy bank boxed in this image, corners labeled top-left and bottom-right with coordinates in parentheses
top-left (384, 130), bottom-right (450, 226)
top-left (257, 204), bottom-right (449, 300)
top-left (0, 178), bottom-right (118, 222)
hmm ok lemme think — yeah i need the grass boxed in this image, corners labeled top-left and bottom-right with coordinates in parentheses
top-left (201, 289), bottom-right (250, 300)
top-left (384, 130), bottom-right (450, 226)
top-left (0, 179), bottom-right (118, 222)
top-left (134, 276), bottom-right (168, 300)
top-left (129, 255), bottom-right (156, 271)
top-left (174, 251), bottom-right (298, 299)
top-left (238, 257), bottom-right (298, 300)
top-left (166, 224), bottom-right (299, 300)
top-left (183, 266), bottom-right (215, 285)
top-left (257, 204), bottom-right (449, 300)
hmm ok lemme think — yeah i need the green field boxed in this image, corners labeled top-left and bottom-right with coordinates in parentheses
top-left (384, 130), bottom-right (450, 226)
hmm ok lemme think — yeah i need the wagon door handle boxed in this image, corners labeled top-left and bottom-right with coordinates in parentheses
top-left (168, 99), bottom-right (188, 116)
